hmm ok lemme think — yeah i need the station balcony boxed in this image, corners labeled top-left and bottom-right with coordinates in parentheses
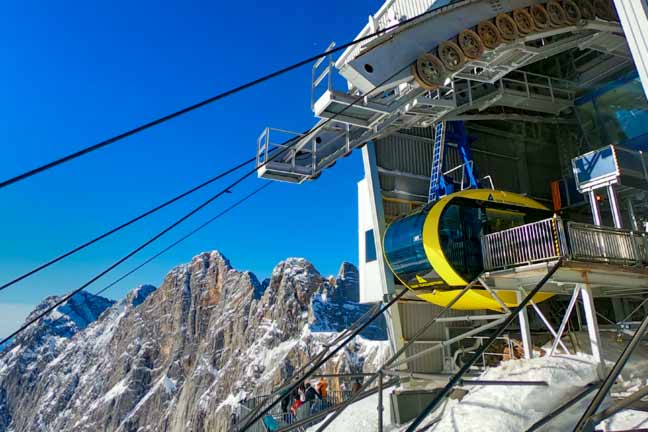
top-left (480, 217), bottom-right (648, 297)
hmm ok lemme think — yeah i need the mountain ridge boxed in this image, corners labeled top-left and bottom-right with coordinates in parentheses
top-left (0, 251), bottom-right (388, 431)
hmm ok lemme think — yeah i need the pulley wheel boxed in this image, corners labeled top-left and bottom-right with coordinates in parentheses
top-left (530, 4), bottom-right (550, 30)
top-left (512, 8), bottom-right (536, 34)
top-left (477, 20), bottom-right (502, 49)
top-left (438, 41), bottom-right (466, 72)
top-left (594, 0), bottom-right (618, 21)
top-left (412, 53), bottom-right (447, 90)
top-left (458, 29), bottom-right (485, 59)
top-left (563, 0), bottom-right (582, 24)
top-left (575, 0), bottom-right (595, 20)
top-left (546, 1), bottom-right (567, 26)
top-left (495, 13), bottom-right (519, 41)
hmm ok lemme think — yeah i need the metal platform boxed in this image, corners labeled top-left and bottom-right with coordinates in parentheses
top-left (257, 14), bottom-right (629, 183)
top-left (480, 217), bottom-right (648, 296)
top-left (482, 259), bottom-right (648, 295)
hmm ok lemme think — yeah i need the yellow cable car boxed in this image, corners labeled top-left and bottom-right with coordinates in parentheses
top-left (383, 189), bottom-right (555, 311)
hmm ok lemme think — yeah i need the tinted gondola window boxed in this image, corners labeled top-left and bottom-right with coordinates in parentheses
top-left (384, 211), bottom-right (437, 287)
top-left (438, 204), bottom-right (483, 282)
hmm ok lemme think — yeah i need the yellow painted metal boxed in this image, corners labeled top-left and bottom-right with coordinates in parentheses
top-left (384, 189), bottom-right (554, 310)
top-left (421, 189), bottom-right (549, 287)
top-left (418, 289), bottom-right (555, 311)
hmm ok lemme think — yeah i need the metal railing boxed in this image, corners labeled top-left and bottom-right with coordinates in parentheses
top-left (237, 391), bottom-right (348, 432)
top-left (482, 217), bottom-right (648, 271)
top-left (482, 218), bottom-right (564, 271)
top-left (453, 71), bottom-right (576, 108)
top-left (568, 222), bottom-right (645, 265)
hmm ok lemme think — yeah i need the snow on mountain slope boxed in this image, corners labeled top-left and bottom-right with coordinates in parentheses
top-left (309, 352), bottom-right (648, 432)
top-left (0, 252), bottom-right (388, 432)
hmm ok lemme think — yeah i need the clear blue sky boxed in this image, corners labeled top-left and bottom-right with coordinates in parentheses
top-left (0, 0), bottom-right (381, 336)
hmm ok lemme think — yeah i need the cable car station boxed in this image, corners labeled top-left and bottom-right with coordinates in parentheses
top-left (253, 0), bottom-right (648, 429)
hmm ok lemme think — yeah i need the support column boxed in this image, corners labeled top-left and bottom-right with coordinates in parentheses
top-left (588, 190), bottom-right (602, 226)
top-left (580, 284), bottom-right (606, 378)
top-left (613, 0), bottom-right (648, 99)
top-left (361, 142), bottom-right (406, 357)
top-left (517, 291), bottom-right (533, 359)
top-left (627, 199), bottom-right (639, 231)
top-left (378, 370), bottom-right (384, 432)
top-left (607, 184), bottom-right (622, 229)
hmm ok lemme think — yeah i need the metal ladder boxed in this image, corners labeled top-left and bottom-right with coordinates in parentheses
top-left (428, 121), bottom-right (446, 203)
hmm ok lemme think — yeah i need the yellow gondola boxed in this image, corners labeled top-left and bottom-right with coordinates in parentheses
top-left (383, 189), bottom-right (555, 311)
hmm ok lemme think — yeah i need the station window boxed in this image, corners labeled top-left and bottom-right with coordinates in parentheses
top-left (365, 229), bottom-right (377, 262)
top-left (576, 74), bottom-right (648, 149)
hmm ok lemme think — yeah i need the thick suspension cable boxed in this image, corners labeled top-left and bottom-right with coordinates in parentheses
top-left (0, 6), bottom-right (440, 190)
top-left (237, 289), bottom-right (408, 432)
top-left (2, 28), bottom-right (419, 345)
top-left (0, 155), bottom-right (257, 293)
top-left (16, 183), bottom-right (273, 336)
top-left (93, 182), bottom-right (271, 297)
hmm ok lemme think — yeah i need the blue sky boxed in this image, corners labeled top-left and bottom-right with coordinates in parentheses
top-left (0, 0), bottom-right (380, 336)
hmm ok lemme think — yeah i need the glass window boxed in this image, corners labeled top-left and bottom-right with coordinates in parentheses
top-left (438, 204), bottom-right (483, 282)
top-left (384, 210), bottom-right (438, 287)
top-left (365, 229), bottom-right (377, 262)
top-left (576, 75), bottom-right (648, 150)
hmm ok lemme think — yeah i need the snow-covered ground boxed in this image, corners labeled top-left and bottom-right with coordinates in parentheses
top-left (308, 330), bottom-right (648, 432)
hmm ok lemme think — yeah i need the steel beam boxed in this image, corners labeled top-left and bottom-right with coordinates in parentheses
top-left (550, 286), bottom-right (581, 356)
top-left (581, 284), bottom-right (607, 379)
top-left (404, 259), bottom-right (563, 432)
top-left (517, 290), bottom-right (533, 359)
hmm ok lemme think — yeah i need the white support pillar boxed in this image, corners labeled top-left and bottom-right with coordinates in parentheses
top-left (516, 291), bottom-right (533, 359)
top-left (613, 0), bottom-right (648, 99)
top-left (580, 284), bottom-right (607, 378)
top-left (361, 142), bottom-right (405, 357)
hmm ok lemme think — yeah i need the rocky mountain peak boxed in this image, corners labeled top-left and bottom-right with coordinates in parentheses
top-left (331, 262), bottom-right (360, 303)
top-left (0, 252), bottom-right (387, 432)
top-left (13, 291), bottom-right (115, 350)
top-left (123, 284), bottom-right (157, 308)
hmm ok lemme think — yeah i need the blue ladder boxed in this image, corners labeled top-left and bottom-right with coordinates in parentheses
top-left (428, 121), bottom-right (446, 203)
top-left (428, 121), bottom-right (479, 203)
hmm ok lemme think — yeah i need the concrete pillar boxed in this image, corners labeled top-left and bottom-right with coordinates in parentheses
top-left (361, 142), bottom-right (406, 357)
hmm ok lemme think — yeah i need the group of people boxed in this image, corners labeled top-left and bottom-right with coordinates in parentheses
top-left (281, 377), bottom-right (328, 420)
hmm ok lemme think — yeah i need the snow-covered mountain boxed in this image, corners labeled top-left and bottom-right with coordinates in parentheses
top-left (0, 252), bottom-right (388, 431)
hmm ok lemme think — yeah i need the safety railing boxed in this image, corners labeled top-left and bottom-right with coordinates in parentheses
top-left (482, 218), bottom-right (565, 271)
top-left (482, 217), bottom-right (648, 271)
top-left (256, 128), bottom-right (308, 170)
top-left (567, 222), bottom-right (646, 265)
top-left (311, 42), bottom-right (336, 112)
top-left (453, 71), bottom-right (576, 108)
top-left (237, 391), bottom-right (347, 432)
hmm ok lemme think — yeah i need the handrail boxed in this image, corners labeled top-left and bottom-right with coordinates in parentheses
top-left (237, 289), bottom-right (407, 432)
top-left (482, 217), bottom-right (648, 271)
top-left (314, 278), bottom-right (481, 431)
